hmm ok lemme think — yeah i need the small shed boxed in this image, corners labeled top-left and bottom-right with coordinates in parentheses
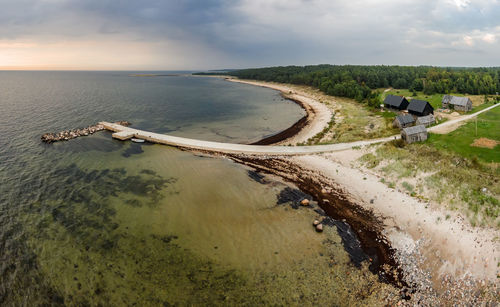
top-left (393, 114), bottom-right (415, 129)
top-left (415, 114), bottom-right (435, 127)
top-left (401, 125), bottom-right (428, 144)
top-left (442, 95), bottom-right (472, 111)
top-left (408, 99), bottom-right (434, 116)
top-left (384, 95), bottom-right (409, 110)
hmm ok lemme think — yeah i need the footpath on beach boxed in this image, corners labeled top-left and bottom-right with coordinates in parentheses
top-left (100, 103), bottom-right (499, 156)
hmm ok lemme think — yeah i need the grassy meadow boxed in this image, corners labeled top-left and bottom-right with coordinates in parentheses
top-left (358, 105), bottom-right (500, 227)
top-left (428, 105), bottom-right (500, 163)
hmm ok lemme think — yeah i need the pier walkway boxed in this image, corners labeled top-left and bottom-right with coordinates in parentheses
top-left (100, 103), bottom-right (499, 156)
top-left (100, 122), bottom-right (398, 156)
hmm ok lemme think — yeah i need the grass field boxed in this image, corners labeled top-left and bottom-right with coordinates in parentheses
top-left (428, 105), bottom-right (500, 163)
top-left (358, 106), bottom-right (500, 227)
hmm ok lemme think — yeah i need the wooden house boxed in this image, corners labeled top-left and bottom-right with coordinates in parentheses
top-left (415, 114), bottom-right (435, 127)
top-left (407, 99), bottom-right (434, 116)
top-left (393, 114), bottom-right (415, 129)
top-left (401, 125), bottom-right (428, 144)
top-left (384, 95), bottom-right (409, 110)
top-left (442, 95), bottom-right (472, 111)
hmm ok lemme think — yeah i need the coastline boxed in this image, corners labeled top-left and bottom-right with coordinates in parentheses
top-left (249, 97), bottom-right (309, 145)
top-left (212, 78), bottom-right (499, 304)
top-left (227, 152), bottom-right (499, 304)
top-left (227, 78), bottom-right (333, 145)
top-left (227, 155), bottom-right (403, 281)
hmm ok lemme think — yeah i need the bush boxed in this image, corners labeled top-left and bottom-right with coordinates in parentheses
top-left (390, 138), bottom-right (406, 148)
top-left (402, 181), bottom-right (414, 193)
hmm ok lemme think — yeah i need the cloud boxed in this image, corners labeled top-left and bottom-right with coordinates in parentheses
top-left (0, 0), bottom-right (499, 69)
top-left (483, 33), bottom-right (496, 43)
top-left (464, 35), bottom-right (475, 46)
top-left (447, 0), bottom-right (471, 10)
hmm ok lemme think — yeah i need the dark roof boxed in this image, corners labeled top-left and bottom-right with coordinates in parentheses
top-left (402, 125), bottom-right (427, 135)
top-left (408, 99), bottom-right (432, 113)
top-left (442, 95), bottom-right (471, 107)
top-left (395, 114), bottom-right (415, 125)
top-left (384, 95), bottom-right (406, 108)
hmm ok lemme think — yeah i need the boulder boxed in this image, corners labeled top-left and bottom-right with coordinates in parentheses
top-left (315, 224), bottom-right (323, 232)
top-left (300, 199), bottom-right (310, 206)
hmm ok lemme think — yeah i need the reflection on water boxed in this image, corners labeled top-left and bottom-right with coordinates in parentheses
top-left (0, 72), bottom-right (399, 305)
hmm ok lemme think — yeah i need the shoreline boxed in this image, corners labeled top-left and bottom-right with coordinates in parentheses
top-left (208, 77), bottom-right (499, 304)
top-left (227, 154), bottom-right (405, 285)
top-left (218, 79), bottom-right (402, 283)
top-left (226, 78), bottom-right (333, 145)
top-left (57, 75), bottom-right (496, 303)
top-left (250, 95), bottom-right (309, 145)
top-left (225, 152), bottom-right (499, 304)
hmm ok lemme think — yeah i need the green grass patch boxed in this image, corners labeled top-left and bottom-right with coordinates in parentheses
top-left (359, 140), bottom-right (500, 228)
top-left (427, 105), bottom-right (500, 163)
top-left (374, 110), bottom-right (397, 118)
top-left (359, 153), bottom-right (379, 168)
top-left (402, 181), bottom-right (414, 193)
top-left (310, 97), bottom-right (398, 145)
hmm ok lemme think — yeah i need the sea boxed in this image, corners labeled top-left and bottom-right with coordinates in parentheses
top-left (0, 71), bottom-right (397, 305)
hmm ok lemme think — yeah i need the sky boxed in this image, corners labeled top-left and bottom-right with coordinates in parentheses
top-left (0, 0), bottom-right (499, 70)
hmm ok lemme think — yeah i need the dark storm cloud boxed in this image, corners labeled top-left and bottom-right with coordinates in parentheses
top-left (0, 0), bottom-right (499, 68)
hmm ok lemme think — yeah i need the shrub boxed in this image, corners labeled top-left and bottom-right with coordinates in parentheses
top-left (402, 181), bottom-right (414, 193)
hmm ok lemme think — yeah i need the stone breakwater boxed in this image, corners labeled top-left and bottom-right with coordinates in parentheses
top-left (41, 121), bottom-right (131, 143)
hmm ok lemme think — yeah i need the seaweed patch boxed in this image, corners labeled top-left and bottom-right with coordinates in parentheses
top-left (247, 170), bottom-right (266, 184)
top-left (276, 187), bottom-right (312, 209)
top-left (23, 164), bottom-right (178, 250)
top-left (122, 143), bottom-right (144, 157)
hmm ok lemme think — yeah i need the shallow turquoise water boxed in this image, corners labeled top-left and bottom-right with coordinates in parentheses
top-left (0, 72), bottom-right (397, 305)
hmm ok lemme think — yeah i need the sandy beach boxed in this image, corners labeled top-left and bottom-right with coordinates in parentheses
top-left (295, 153), bottom-right (498, 281)
top-left (220, 78), bottom-right (499, 304)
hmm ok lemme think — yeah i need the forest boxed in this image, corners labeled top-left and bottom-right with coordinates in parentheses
top-left (217, 65), bottom-right (500, 107)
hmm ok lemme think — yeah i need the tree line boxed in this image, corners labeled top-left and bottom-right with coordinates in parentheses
top-left (216, 65), bottom-right (500, 107)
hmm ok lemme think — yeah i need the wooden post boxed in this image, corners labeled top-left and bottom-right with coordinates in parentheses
top-left (475, 116), bottom-right (477, 136)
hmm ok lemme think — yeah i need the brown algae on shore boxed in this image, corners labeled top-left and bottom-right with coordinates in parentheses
top-left (8, 144), bottom-right (401, 305)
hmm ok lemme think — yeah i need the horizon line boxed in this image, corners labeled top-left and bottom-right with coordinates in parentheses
top-left (1, 64), bottom-right (500, 72)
